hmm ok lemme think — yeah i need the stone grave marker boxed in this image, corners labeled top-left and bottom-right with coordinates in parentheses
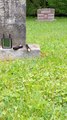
top-left (0, 0), bottom-right (40, 60)
top-left (37, 8), bottom-right (55, 21)
top-left (0, 0), bottom-right (26, 47)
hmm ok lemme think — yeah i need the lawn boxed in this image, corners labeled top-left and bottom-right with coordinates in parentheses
top-left (0, 17), bottom-right (67, 120)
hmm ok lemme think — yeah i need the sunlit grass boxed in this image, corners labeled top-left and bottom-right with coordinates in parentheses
top-left (0, 17), bottom-right (67, 120)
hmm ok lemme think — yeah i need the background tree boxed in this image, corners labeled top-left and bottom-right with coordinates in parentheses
top-left (48, 0), bottom-right (67, 15)
top-left (27, 0), bottom-right (67, 16)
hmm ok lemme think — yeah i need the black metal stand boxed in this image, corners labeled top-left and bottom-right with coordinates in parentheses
top-left (1, 34), bottom-right (12, 49)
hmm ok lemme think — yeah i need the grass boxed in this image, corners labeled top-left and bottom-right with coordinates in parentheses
top-left (0, 17), bottom-right (67, 120)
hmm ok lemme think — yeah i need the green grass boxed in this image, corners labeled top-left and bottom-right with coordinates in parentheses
top-left (0, 17), bottom-right (67, 120)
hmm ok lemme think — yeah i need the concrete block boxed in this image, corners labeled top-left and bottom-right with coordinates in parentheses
top-left (0, 44), bottom-right (40, 60)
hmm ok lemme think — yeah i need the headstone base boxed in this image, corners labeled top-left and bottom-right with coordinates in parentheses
top-left (0, 44), bottom-right (40, 60)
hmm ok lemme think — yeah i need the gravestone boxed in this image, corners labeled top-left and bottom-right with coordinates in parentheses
top-left (37, 8), bottom-right (55, 21)
top-left (0, 0), bottom-right (40, 60)
top-left (0, 0), bottom-right (26, 46)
